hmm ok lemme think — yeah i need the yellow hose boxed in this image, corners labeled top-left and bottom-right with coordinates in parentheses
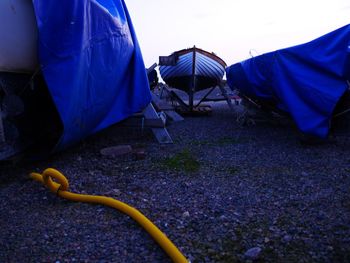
top-left (30, 168), bottom-right (188, 263)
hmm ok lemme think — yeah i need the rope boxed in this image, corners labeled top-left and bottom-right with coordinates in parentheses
top-left (334, 108), bottom-right (350, 118)
top-left (30, 168), bottom-right (188, 263)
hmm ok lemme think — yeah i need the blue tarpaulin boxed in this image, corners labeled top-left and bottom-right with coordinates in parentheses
top-left (32, 0), bottom-right (151, 150)
top-left (226, 24), bottom-right (350, 138)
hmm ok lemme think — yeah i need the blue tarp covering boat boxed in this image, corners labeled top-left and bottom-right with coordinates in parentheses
top-left (226, 24), bottom-right (350, 138)
top-left (32, 0), bottom-right (151, 151)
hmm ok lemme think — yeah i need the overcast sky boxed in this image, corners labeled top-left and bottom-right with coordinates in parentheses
top-left (126, 0), bottom-right (349, 67)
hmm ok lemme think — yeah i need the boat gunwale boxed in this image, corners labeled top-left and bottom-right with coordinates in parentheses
top-left (169, 47), bottom-right (227, 68)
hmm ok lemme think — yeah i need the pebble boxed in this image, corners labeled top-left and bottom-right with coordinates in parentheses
top-left (282, 234), bottom-right (292, 243)
top-left (219, 215), bottom-right (227, 221)
top-left (244, 247), bottom-right (262, 260)
top-left (182, 211), bottom-right (190, 217)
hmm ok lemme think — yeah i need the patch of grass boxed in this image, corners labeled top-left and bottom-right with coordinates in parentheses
top-left (163, 149), bottom-right (200, 173)
top-left (227, 166), bottom-right (240, 175)
top-left (343, 167), bottom-right (350, 173)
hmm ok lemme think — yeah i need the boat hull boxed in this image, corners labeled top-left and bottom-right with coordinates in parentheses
top-left (163, 75), bottom-right (221, 93)
top-left (0, 0), bottom-right (38, 73)
top-left (159, 48), bottom-right (226, 93)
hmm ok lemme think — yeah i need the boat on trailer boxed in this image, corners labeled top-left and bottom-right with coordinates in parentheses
top-left (159, 46), bottom-right (226, 111)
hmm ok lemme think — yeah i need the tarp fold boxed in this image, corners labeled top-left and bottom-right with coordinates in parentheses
top-left (32, 0), bottom-right (151, 150)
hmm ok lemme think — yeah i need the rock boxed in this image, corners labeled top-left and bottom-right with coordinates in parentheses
top-left (182, 211), bottom-right (190, 217)
top-left (136, 151), bottom-right (146, 160)
top-left (100, 145), bottom-right (132, 157)
top-left (219, 215), bottom-right (227, 221)
top-left (105, 189), bottom-right (121, 196)
top-left (133, 148), bottom-right (146, 160)
top-left (244, 247), bottom-right (262, 260)
top-left (207, 248), bottom-right (216, 254)
top-left (327, 246), bottom-right (334, 251)
top-left (282, 234), bottom-right (292, 243)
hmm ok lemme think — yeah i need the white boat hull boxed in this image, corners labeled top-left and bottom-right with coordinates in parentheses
top-left (0, 0), bottom-right (38, 73)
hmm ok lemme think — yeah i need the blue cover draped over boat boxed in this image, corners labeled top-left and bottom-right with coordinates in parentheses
top-left (226, 24), bottom-right (350, 138)
top-left (32, 0), bottom-right (151, 150)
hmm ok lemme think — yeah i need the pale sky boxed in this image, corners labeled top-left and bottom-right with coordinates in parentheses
top-left (126, 0), bottom-right (349, 67)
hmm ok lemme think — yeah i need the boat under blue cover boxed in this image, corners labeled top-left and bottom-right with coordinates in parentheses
top-left (226, 24), bottom-right (350, 138)
top-left (32, 0), bottom-right (151, 151)
top-left (159, 47), bottom-right (226, 93)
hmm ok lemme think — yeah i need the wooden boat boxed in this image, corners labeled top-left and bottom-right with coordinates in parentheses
top-left (159, 46), bottom-right (226, 110)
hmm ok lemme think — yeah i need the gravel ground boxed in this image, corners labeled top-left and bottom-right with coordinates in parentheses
top-left (1, 101), bottom-right (350, 262)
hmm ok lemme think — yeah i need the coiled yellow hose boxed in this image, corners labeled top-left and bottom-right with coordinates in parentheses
top-left (30, 168), bottom-right (188, 263)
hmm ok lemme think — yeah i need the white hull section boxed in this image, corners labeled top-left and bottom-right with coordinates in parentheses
top-left (0, 0), bottom-right (38, 73)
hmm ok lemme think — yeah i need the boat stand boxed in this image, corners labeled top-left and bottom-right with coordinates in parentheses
top-left (151, 93), bottom-right (184, 122)
top-left (193, 83), bottom-right (239, 110)
top-left (158, 85), bottom-right (211, 115)
top-left (158, 83), bottom-right (240, 115)
top-left (119, 102), bottom-right (174, 144)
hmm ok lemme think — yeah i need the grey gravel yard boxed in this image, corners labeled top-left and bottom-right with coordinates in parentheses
top-left (1, 102), bottom-right (350, 262)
